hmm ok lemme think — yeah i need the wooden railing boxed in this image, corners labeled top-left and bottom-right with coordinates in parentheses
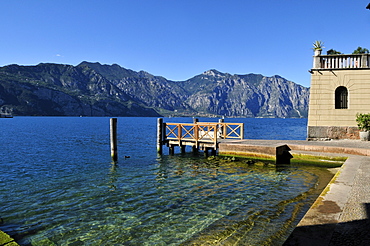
top-left (164, 122), bottom-right (244, 145)
top-left (313, 54), bottom-right (370, 69)
top-left (156, 118), bottom-right (244, 154)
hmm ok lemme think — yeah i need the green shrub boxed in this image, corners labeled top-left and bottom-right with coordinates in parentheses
top-left (356, 113), bottom-right (370, 131)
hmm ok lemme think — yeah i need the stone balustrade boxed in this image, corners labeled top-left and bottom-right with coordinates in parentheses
top-left (313, 54), bottom-right (370, 69)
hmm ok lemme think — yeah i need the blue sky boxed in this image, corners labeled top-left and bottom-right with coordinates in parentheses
top-left (1, 1), bottom-right (369, 87)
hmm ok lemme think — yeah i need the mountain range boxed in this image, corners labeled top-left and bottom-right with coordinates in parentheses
top-left (0, 61), bottom-right (309, 118)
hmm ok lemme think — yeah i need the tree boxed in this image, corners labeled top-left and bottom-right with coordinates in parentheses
top-left (327, 49), bottom-right (342, 55)
top-left (352, 46), bottom-right (370, 54)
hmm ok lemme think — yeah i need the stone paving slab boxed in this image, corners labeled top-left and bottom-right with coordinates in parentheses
top-left (284, 156), bottom-right (368, 245)
top-left (328, 155), bottom-right (370, 246)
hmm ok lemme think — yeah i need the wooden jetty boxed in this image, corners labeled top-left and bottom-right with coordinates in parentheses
top-left (157, 118), bottom-right (244, 155)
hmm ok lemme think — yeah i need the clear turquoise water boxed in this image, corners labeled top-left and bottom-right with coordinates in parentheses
top-left (0, 117), bottom-right (329, 245)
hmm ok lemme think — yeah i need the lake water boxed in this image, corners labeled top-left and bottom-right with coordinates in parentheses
top-left (0, 117), bottom-right (332, 245)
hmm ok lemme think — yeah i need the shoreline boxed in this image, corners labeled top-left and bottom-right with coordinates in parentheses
top-left (219, 139), bottom-right (370, 245)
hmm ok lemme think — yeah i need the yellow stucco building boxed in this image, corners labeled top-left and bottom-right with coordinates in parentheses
top-left (307, 53), bottom-right (370, 139)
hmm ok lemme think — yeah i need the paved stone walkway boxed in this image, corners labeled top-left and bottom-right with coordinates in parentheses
top-left (328, 155), bottom-right (370, 246)
top-left (220, 139), bottom-right (370, 155)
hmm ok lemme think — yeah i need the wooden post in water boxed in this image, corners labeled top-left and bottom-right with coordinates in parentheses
top-left (157, 118), bottom-right (163, 154)
top-left (110, 118), bottom-right (118, 162)
top-left (181, 145), bottom-right (186, 154)
top-left (192, 118), bottom-right (199, 153)
top-left (204, 147), bottom-right (210, 157)
top-left (211, 148), bottom-right (217, 156)
top-left (169, 144), bottom-right (175, 155)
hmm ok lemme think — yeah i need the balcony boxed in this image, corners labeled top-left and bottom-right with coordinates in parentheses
top-left (312, 54), bottom-right (370, 70)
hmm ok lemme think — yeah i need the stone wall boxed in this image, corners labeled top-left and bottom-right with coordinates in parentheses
top-left (307, 68), bottom-right (370, 140)
top-left (307, 126), bottom-right (360, 140)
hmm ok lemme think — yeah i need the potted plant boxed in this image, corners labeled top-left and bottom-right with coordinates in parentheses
top-left (313, 40), bottom-right (324, 56)
top-left (356, 113), bottom-right (370, 140)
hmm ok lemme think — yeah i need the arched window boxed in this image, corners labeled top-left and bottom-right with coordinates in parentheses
top-left (335, 86), bottom-right (348, 109)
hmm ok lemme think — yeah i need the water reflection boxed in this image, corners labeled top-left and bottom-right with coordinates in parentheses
top-left (108, 162), bottom-right (118, 191)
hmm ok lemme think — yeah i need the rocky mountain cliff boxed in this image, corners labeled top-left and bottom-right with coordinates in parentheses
top-left (0, 62), bottom-right (309, 117)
